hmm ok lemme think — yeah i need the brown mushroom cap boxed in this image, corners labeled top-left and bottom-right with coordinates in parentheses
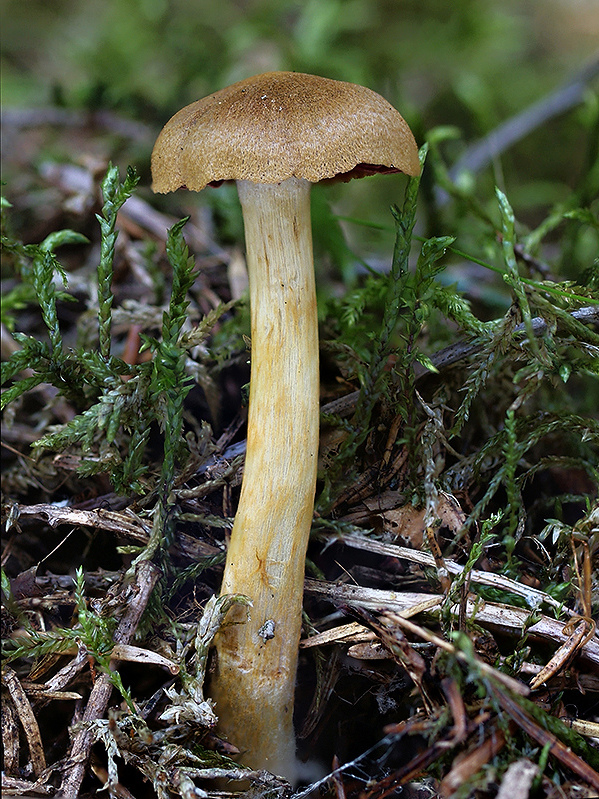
top-left (151, 71), bottom-right (420, 193)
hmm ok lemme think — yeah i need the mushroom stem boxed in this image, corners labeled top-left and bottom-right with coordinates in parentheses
top-left (212, 177), bottom-right (319, 780)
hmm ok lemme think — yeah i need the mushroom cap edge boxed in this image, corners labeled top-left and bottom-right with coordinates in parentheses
top-left (151, 71), bottom-right (420, 193)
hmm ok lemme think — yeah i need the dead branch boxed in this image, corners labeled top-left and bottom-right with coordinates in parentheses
top-left (58, 560), bottom-right (160, 799)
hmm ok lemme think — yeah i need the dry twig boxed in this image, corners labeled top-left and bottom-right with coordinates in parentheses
top-left (58, 560), bottom-right (160, 798)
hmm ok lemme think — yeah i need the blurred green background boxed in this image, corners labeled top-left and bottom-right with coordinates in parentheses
top-left (2, 0), bottom-right (598, 281)
top-left (3, 0), bottom-right (597, 119)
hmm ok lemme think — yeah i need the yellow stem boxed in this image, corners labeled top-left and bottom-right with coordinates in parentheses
top-left (211, 178), bottom-right (319, 781)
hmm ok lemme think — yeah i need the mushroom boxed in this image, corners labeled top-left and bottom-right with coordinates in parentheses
top-left (151, 71), bottom-right (420, 780)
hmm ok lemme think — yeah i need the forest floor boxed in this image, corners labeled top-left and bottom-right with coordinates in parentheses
top-left (2, 108), bottom-right (599, 799)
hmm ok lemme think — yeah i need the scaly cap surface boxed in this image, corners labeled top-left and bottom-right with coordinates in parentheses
top-left (151, 71), bottom-right (420, 192)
